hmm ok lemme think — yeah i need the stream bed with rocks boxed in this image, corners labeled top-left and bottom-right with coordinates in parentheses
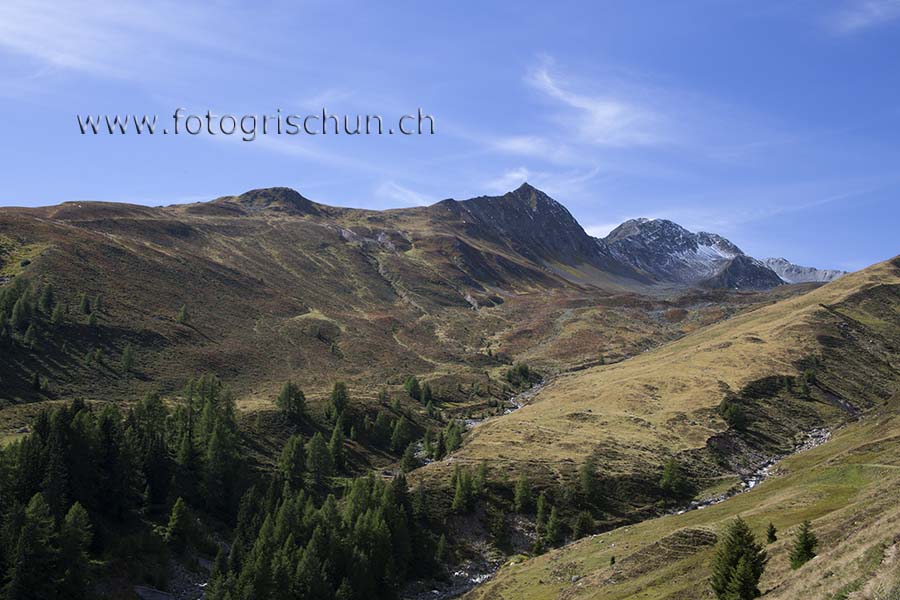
top-left (404, 426), bottom-right (833, 600)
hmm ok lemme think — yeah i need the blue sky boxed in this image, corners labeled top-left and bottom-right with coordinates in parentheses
top-left (1, 1), bottom-right (898, 271)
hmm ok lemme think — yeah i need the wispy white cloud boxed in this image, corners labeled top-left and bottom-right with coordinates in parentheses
top-left (0, 0), bottom-right (242, 79)
top-left (828, 0), bottom-right (900, 34)
top-left (298, 88), bottom-right (357, 112)
top-left (374, 181), bottom-right (433, 207)
top-left (482, 165), bottom-right (603, 202)
top-left (630, 179), bottom-right (886, 234)
top-left (483, 167), bottom-right (532, 194)
top-left (488, 134), bottom-right (581, 164)
top-left (525, 58), bottom-right (669, 147)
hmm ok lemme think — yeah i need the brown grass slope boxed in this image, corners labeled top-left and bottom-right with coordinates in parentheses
top-left (461, 257), bottom-right (900, 600)
top-left (466, 395), bottom-right (900, 600)
top-left (0, 187), bottom-right (785, 421)
top-left (416, 256), bottom-right (900, 510)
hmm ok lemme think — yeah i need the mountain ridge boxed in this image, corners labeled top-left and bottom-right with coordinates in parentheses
top-left (4, 185), bottom-right (845, 293)
top-left (601, 217), bottom-right (809, 290)
top-left (763, 256), bottom-right (847, 284)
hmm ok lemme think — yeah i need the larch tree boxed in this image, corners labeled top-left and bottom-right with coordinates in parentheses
top-left (165, 497), bottom-right (192, 554)
top-left (59, 502), bottom-right (93, 600)
top-left (278, 434), bottom-right (306, 490)
top-left (275, 381), bottom-right (306, 424)
top-left (305, 432), bottom-right (332, 487)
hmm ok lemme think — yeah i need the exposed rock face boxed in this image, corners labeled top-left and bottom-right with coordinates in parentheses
top-left (601, 218), bottom-right (783, 289)
top-left (701, 255), bottom-right (786, 290)
top-left (763, 257), bottom-right (848, 284)
top-left (429, 183), bottom-right (647, 280)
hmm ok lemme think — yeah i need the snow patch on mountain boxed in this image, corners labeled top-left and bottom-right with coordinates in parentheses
top-left (601, 218), bottom-right (780, 287)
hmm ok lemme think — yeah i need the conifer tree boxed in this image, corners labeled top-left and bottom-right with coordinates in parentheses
top-left (514, 474), bottom-right (532, 513)
top-left (660, 457), bottom-right (694, 502)
top-left (579, 456), bottom-right (599, 506)
top-left (422, 382), bottom-right (433, 405)
top-left (93, 293), bottom-right (103, 313)
top-left (544, 506), bottom-right (562, 547)
top-left (391, 416), bottom-right (414, 452)
top-left (766, 522), bottom-right (777, 544)
top-left (330, 381), bottom-right (349, 417)
top-left (490, 510), bottom-right (511, 551)
top-left (11, 296), bottom-right (29, 331)
top-left (59, 502), bottom-right (93, 600)
top-left (710, 517), bottom-right (767, 600)
top-left (474, 462), bottom-right (488, 495)
top-left (174, 428), bottom-right (198, 502)
top-left (294, 541), bottom-right (328, 598)
top-left (275, 381), bottom-right (306, 423)
top-left (451, 468), bottom-right (474, 513)
top-left (400, 443), bottom-right (419, 473)
top-left (434, 430), bottom-right (446, 460)
top-left (79, 293), bottom-right (91, 315)
top-left (211, 545), bottom-right (228, 581)
top-left (236, 515), bottom-right (276, 599)
top-left (373, 411), bottom-right (392, 448)
top-left (422, 429), bottom-right (435, 457)
top-left (305, 432), bottom-right (332, 487)
top-left (203, 425), bottom-right (234, 516)
top-left (166, 497), bottom-right (192, 553)
top-left (177, 304), bottom-right (189, 324)
top-left (329, 423), bottom-right (345, 472)
top-left (536, 491), bottom-right (548, 531)
top-left (42, 434), bottom-right (69, 520)
top-left (444, 421), bottom-right (462, 453)
top-left (789, 520), bottom-right (817, 569)
top-left (5, 493), bottom-right (59, 600)
top-left (725, 556), bottom-right (759, 600)
top-left (278, 434), bottom-right (306, 490)
top-left (95, 406), bottom-right (131, 519)
top-left (404, 375), bottom-right (422, 401)
top-left (88, 311), bottom-right (98, 328)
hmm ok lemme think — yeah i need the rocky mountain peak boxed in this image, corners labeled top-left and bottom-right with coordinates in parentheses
top-left (762, 257), bottom-right (848, 284)
top-left (221, 187), bottom-right (321, 215)
top-left (601, 218), bottom-right (780, 289)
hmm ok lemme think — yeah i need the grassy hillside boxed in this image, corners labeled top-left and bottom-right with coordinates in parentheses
top-left (465, 394), bottom-right (900, 600)
top-left (413, 257), bottom-right (900, 529)
top-left (449, 256), bottom-right (900, 598)
top-left (0, 191), bottom-right (787, 424)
